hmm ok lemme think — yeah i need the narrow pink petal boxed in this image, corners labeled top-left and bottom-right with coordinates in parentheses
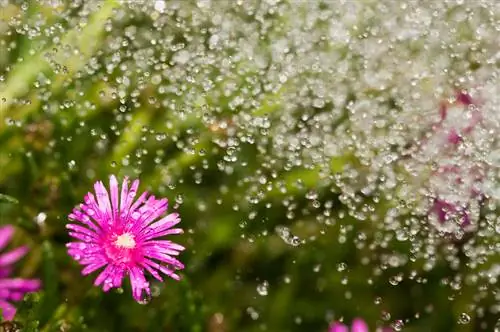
top-left (81, 261), bottom-right (107, 275)
top-left (119, 177), bottom-right (130, 217)
top-left (128, 199), bottom-right (169, 234)
top-left (94, 264), bottom-right (114, 287)
top-left (69, 208), bottom-right (101, 233)
top-left (111, 267), bottom-right (125, 288)
top-left (140, 228), bottom-right (183, 241)
top-left (23, 279), bottom-right (41, 291)
top-left (142, 240), bottom-right (185, 252)
top-left (139, 261), bottom-right (163, 281)
top-left (329, 322), bottom-right (348, 332)
top-left (67, 244), bottom-right (102, 258)
top-left (143, 213), bottom-right (180, 236)
top-left (79, 256), bottom-right (106, 266)
top-left (82, 192), bottom-right (106, 225)
top-left (456, 90), bottom-right (473, 105)
top-left (128, 191), bottom-right (149, 215)
top-left (129, 267), bottom-right (149, 302)
top-left (103, 282), bottom-right (113, 292)
top-left (68, 232), bottom-right (96, 243)
top-left (0, 246), bottom-right (28, 266)
top-left (142, 257), bottom-right (183, 274)
top-left (94, 181), bottom-right (112, 222)
top-left (125, 202), bottom-right (155, 233)
top-left (78, 205), bottom-right (103, 230)
top-left (157, 265), bottom-right (181, 280)
top-left (0, 226), bottom-right (14, 251)
top-left (137, 196), bottom-right (157, 214)
top-left (66, 242), bottom-right (100, 250)
top-left (109, 175), bottom-right (120, 223)
top-left (0, 267), bottom-right (12, 278)
top-left (66, 224), bottom-right (99, 239)
top-left (122, 192), bottom-right (150, 232)
top-left (0, 289), bottom-right (9, 298)
top-left (67, 249), bottom-right (84, 260)
top-left (143, 246), bottom-right (181, 257)
top-left (75, 248), bottom-right (104, 260)
top-left (140, 206), bottom-right (174, 231)
top-left (0, 278), bottom-right (40, 291)
top-left (83, 193), bottom-right (106, 224)
top-left (139, 199), bottom-right (168, 225)
top-left (143, 251), bottom-right (184, 269)
top-left (101, 265), bottom-right (120, 292)
top-left (0, 299), bottom-right (16, 320)
top-left (7, 291), bottom-right (24, 301)
top-left (138, 197), bottom-right (167, 217)
top-left (141, 259), bottom-right (181, 280)
top-left (121, 179), bottom-right (139, 214)
top-left (352, 319), bottom-right (369, 332)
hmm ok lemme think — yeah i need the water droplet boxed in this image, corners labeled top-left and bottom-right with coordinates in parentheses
top-left (275, 225), bottom-right (301, 247)
top-left (494, 318), bottom-right (500, 332)
top-left (337, 262), bottom-right (347, 272)
top-left (458, 313), bottom-right (470, 325)
top-left (137, 293), bottom-right (152, 305)
top-left (381, 311), bottom-right (391, 321)
top-left (256, 280), bottom-right (269, 296)
top-left (35, 212), bottom-right (47, 225)
top-left (391, 320), bottom-right (404, 331)
top-left (246, 307), bottom-right (259, 320)
top-left (68, 160), bottom-right (76, 170)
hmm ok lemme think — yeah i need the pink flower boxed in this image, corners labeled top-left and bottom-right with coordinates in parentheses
top-left (329, 318), bottom-right (368, 332)
top-left (0, 225), bottom-right (41, 320)
top-left (423, 90), bottom-right (486, 232)
top-left (434, 90), bottom-right (482, 146)
top-left (67, 176), bottom-right (185, 302)
top-left (329, 319), bottom-right (393, 332)
top-left (431, 198), bottom-right (471, 227)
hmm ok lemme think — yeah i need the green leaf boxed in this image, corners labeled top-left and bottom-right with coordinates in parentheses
top-left (14, 292), bottom-right (42, 332)
top-left (38, 241), bottom-right (59, 326)
top-left (0, 194), bottom-right (18, 204)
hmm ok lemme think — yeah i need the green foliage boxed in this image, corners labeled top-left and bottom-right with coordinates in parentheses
top-left (0, 194), bottom-right (18, 205)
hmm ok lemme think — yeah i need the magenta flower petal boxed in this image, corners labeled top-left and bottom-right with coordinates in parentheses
top-left (0, 226), bottom-right (40, 320)
top-left (329, 322), bottom-right (349, 332)
top-left (67, 176), bottom-right (185, 302)
top-left (0, 278), bottom-right (41, 292)
top-left (0, 226), bottom-right (14, 251)
top-left (0, 299), bottom-right (16, 321)
top-left (0, 246), bottom-right (29, 266)
top-left (351, 318), bottom-right (369, 332)
top-left (329, 319), bottom-right (377, 332)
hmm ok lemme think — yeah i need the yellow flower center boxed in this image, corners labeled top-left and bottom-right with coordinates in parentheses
top-left (114, 233), bottom-right (136, 249)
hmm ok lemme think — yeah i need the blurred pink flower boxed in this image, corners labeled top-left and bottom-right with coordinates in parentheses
top-left (0, 225), bottom-right (40, 320)
top-left (431, 198), bottom-right (471, 227)
top-left (329, 318), bottom-right (368, 332)
top-left (329, 318), bottom-right (392, 332)
top-left (425, 90), bottom-right (486, 232)
top-left (67, 175), bottom-right (185, 302)
top-left (434, 90), bottom-right (482, 146)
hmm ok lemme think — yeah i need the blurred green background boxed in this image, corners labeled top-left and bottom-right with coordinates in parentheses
top-left (0, 0), bottom-right (499, 331)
